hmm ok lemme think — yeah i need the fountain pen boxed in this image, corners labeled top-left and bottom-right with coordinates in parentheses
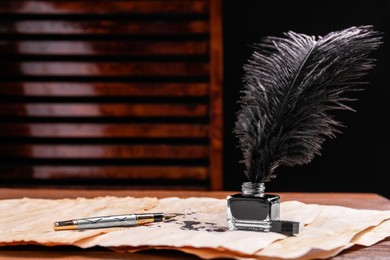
top-left (54, 212), bottom-right (178, 231)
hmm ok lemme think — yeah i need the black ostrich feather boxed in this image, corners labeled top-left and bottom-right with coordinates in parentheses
top-left (234, 25), bottom-right (382, 183)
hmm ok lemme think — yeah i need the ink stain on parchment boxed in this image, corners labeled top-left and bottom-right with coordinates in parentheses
top-left (179, 221), bottom-right (226, 232)
top-left (180, 221), bottom-right (202, 231)
top-left (205, 222), bottom-right (227, 232)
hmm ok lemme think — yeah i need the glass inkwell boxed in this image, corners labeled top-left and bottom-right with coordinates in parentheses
top-left (225, 26), bottom-right (382, 236)
top-left (227, 182), bottom-right (279, 232)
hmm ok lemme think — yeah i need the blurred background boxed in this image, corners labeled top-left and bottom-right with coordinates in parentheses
top-left (0, 0), bottom-right (389, 199)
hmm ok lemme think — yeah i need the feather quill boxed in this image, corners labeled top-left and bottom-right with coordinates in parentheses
top-left (234, 25), bottom-right (382, 183)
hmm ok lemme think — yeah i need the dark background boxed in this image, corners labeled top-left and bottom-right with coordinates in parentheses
top-left (222, 0), bottom-right (390, 199)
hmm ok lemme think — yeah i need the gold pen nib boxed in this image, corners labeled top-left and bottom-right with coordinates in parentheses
top-left (163, 213), bottom-right (183, 221)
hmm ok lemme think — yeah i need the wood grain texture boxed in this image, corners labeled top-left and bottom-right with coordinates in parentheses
top-left (0, 41), bottom-right (208, 56)
top-left (0, 144), bottom-right (209, 159)
top-left (208, 0), bottom-right (223, 190)
top-left (0, 1), bottom-right (208, 14)
top-left (1, 190), bottom-right (389, 209)
top-left (0, 123), bottom-right (209, 138)
top-left (0, 62), bottom-right (209, 77)
top-left (0, 104), bottom-right (208, 117)
top-left (0, 166), bottom-right (208, 180)
top-left (0, 21), bottom-right (209, 35)
top-left (0, 83), bottom-right (209, 97)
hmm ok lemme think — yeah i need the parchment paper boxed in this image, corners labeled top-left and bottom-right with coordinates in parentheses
top-left (0, 196), bottom-right (389, 260)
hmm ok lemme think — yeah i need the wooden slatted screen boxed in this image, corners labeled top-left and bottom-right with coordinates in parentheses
top-left (0, 0), bottom-right (223, 190)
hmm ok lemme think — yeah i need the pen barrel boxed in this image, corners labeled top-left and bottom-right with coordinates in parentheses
top-left (76, 214), bottom-right (137, 229)
top-left (54, 212), bottom-right (167, 231)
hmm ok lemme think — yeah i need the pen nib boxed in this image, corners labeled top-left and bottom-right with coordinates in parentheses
top-left (164, 213), bottom-right (182, 220)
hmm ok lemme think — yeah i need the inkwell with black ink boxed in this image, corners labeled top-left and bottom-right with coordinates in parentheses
top-left (227, 26), bottom-right (382, 235)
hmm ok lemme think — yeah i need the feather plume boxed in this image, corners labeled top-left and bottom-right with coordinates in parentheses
top-left (234, 25), bottom-right (382, 183)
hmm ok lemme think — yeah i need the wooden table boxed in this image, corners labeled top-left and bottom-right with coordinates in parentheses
top-left (0, 188), bottom-right (389, 259)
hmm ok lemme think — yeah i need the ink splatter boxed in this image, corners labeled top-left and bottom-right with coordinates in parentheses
top-left (205, 222), bottom-right (227, 232)
top-left (183, 211), bottom-right (196, 216)
top-left (179, 220), bottom-right (226, 232)
top-left (206, 228), bottom-right (226, 232)
top-left (180, 221), bottom-right (202, 231)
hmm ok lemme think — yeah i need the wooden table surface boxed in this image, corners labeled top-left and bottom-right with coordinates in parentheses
top-left (0, 188), bottom-right (389, 260)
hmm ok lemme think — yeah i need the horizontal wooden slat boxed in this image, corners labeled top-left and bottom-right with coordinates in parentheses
top-left (0, 62), bottom-right (209, 77)
top-left (0, 144), bottom-right (209, 159)
top-left (0, 40), bottom-right (208, 55)
top-left (0, 166), bottom-right (208, 180)
top-left (0, 21), bottom-right (209, 35)
top-left (0, 123), bottom-right (209, 138)
top-left (0, 103), bottom-right (208, 117)
top-left (0, 1), bottom-right (208, 15)
top-left (0, 83), bottom-right (209, 97)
